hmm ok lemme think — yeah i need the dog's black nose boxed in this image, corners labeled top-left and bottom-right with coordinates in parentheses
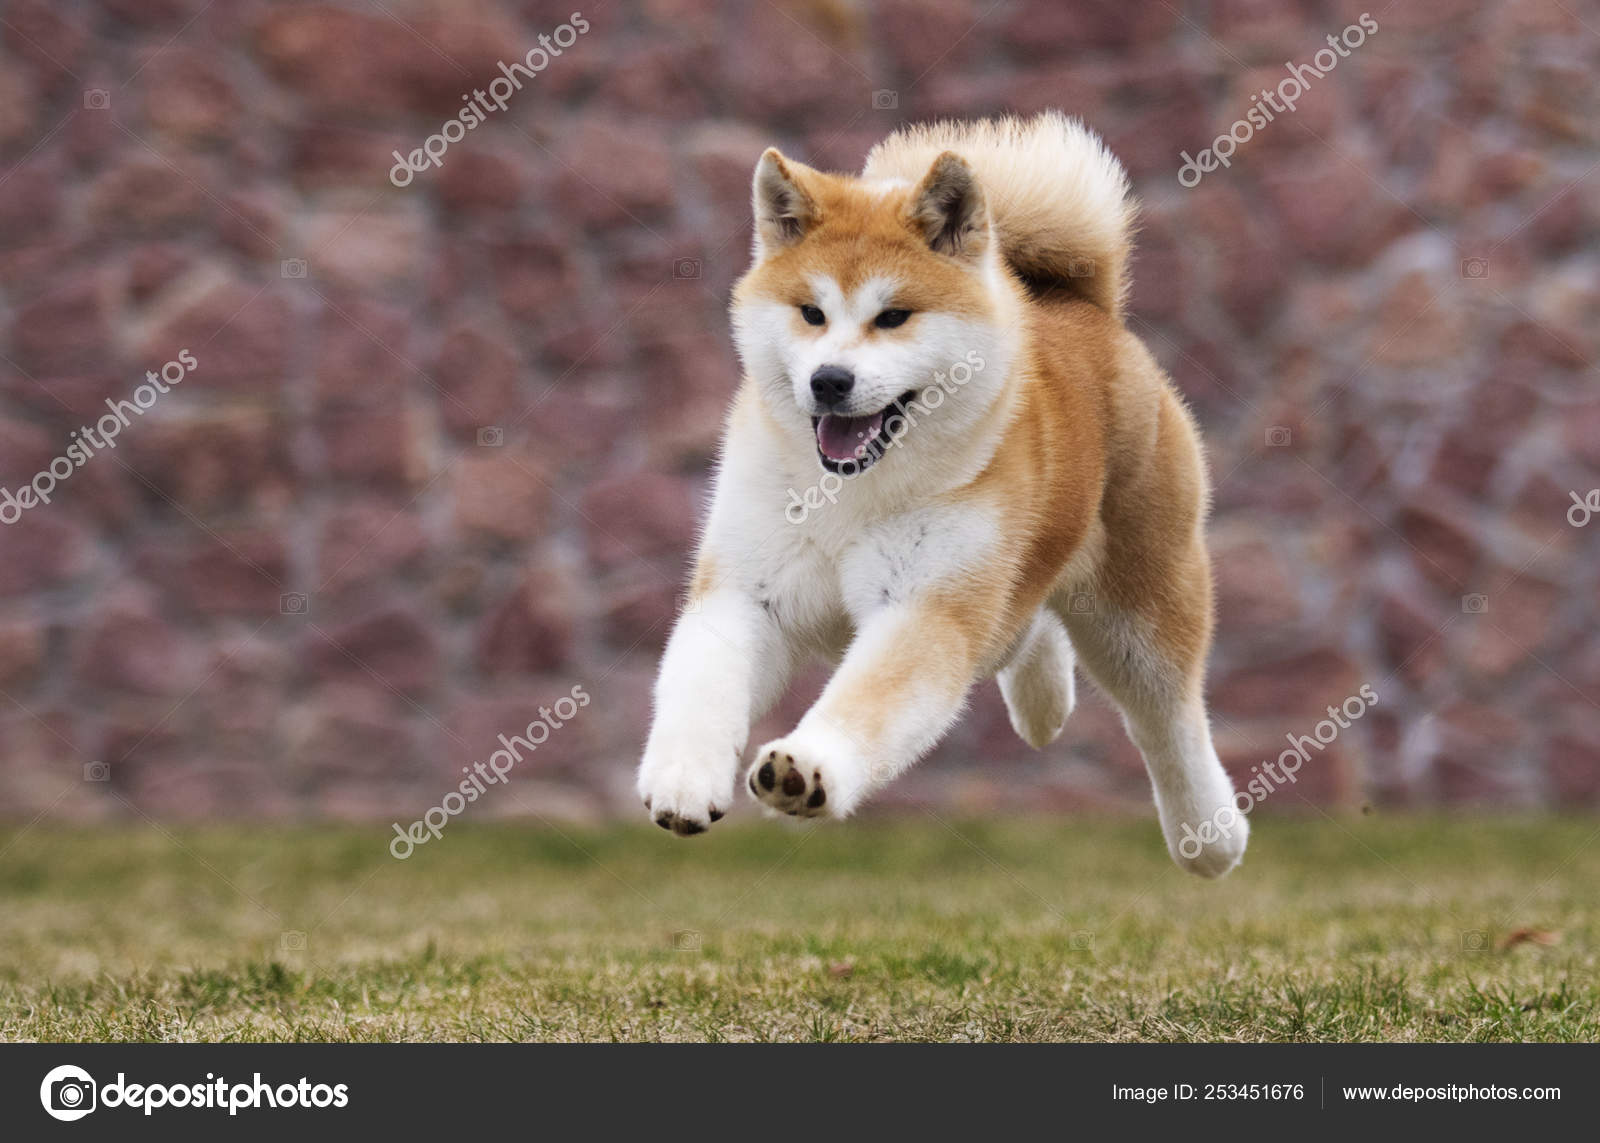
top-left (810, 365), bottom-right (855, 408)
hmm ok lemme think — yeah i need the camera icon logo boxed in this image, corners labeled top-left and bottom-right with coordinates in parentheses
top-left (1461, 593), bottom-right (1489, 614)
top-left (1068, 591), bottom-right (1096, 614)
top-left (1266, 426), bottom-right (1292, 447)
top-left (1460, 257), bottom-right (1489, 279)
top-left (673, 258), bottom-right (702, 280)
top-left (280, 258), bottom-right (308, 279)
top-left (279, 592), bottom-right (309, 615)
top-left (1069, 930), bottom-right (1096, 951)
top-left (673, 929), bottom-right (701, 952)
top-left (280, 930), bottom-right (308, 952)
top-left (83, 89), bottom-right (110, 110)
top-left (1460, 929), bottom-right (1490, 953)
top-left (1066, 259), bottom-right (1096, 279)
top-left (83, 761), bottom-right (110, 782)
top-left (40, 1064), bottom-right (97, 1121)
top-left (477, 426), bottom-right (504, 447)
top-left (871, 89), bottom-right (898, 110)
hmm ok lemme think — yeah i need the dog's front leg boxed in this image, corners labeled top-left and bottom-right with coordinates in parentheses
top-left (638, 583), bottom-right (787, 836)
top-left (748, 598), bottom-right (979, 818)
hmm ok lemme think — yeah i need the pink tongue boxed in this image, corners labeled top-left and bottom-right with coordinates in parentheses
top-left (816, 412), bottom-right (884, 461)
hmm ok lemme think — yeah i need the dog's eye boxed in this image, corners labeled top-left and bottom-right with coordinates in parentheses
top-left (874, 309), bottom-right (911, 329)
top-left (799, 304), bottom-right (826, 326)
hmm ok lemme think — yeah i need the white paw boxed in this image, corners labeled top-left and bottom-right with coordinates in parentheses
top-left (746, 730), bottom-right (866, 819)
top-left (1000, 674), bottom-right (1072, 749)
top-left (997, 612), bottom-right (1076, 749)
top-left (1165, 809), bottom-right (1249, 879)
top-left (636, 740), bottom-right (736, 837)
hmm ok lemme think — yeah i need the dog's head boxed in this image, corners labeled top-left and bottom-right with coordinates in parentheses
top-left (730, 148), bottom-right (1014, 475)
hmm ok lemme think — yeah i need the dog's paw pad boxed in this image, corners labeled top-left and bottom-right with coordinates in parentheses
top-left (747, 748), bottom-right (829, 818)
top-left (651, 808), bottom-right (717, 837)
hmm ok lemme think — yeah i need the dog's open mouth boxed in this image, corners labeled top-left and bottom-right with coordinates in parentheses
top-left (812, 389), bottom-right (918, 473)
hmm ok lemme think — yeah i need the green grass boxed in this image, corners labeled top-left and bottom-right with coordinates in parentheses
top-left (2, 815), bottom-right (1598, 1041)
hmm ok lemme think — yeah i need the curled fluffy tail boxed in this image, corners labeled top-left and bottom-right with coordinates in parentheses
top-left (863, 111), bottom-right (1136, 318)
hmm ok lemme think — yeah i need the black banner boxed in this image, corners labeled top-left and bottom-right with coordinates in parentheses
top-left (2, 1043), bottom-right (1592, 1134)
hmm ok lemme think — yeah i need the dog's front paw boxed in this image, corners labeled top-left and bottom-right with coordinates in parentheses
top-left (746, 731), bottom-right (866, 819)
top-left (637, 742), bottom-right (735, 837)
top-left (748, 745), bottom-right (830, 817)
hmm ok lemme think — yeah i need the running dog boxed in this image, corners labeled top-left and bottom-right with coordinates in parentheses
top-left (635, 112), bottom-right (1248, 877)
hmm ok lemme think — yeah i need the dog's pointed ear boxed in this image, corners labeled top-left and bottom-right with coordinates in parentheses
top-left (907, 151), bottom-right (988, 260)
top-left (753, 148), bottom-right (820, 250)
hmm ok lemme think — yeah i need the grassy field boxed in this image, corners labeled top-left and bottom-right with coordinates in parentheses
top-left (2, 815), bottom-right (1597, 1042)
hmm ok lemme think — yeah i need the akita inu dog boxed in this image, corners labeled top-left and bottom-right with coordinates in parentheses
top-left (636, 112), bottom-right (1248, 877)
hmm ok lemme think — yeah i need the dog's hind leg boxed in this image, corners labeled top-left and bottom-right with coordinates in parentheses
top-left (1050, 539), bottom-right (1247, 878)
top-left (996, 608), bottom-right (1075, 749)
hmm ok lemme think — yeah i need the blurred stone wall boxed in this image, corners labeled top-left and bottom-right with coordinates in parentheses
top-left (0, 0), bottom-right (1596, 823)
